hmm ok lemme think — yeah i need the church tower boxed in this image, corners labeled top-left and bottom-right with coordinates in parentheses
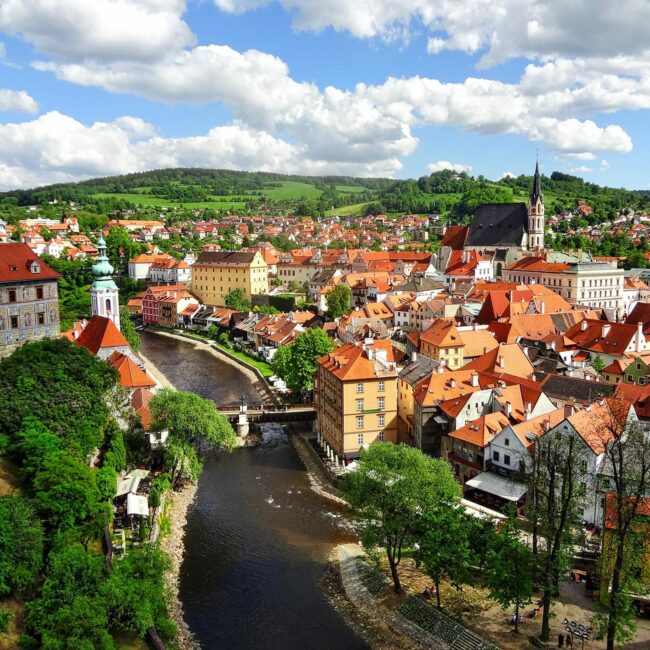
top-left (91, 236), bottom-right (120, 330)
top-left (528, 161), bottom-right (545, 250)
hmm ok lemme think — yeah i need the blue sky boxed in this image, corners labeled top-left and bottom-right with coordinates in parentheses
top-left (0, 0), bottom-right (649, 190)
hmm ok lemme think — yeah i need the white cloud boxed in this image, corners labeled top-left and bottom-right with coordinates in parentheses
top-left (426, 161), bottom-right (472, 174)
top-left (215, 0), bottom-right (650, 65)
top-left (0, 111), bottom-right (404, 190)
top-left (600, 159), bottom-right (610, 172)
top-left (571, 165), bottom-right (593, 174)
top-left (0, 89), bottom-right (37, 113)
top-left (0, 0), bottom-right (195, 62)
top-left (500, 171), bottom-right (515, 179)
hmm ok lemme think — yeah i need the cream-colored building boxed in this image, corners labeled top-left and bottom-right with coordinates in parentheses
top-left (192, 251), bottom-right (268, 307)
top-left (314, 340), bottom-right (399, 463)
top-left (503, 257), bottom-right (624, 314)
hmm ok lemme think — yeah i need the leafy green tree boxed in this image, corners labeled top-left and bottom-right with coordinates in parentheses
top-left (0, 496), bottom-right (44, 596)
top-left (26, 546), bottom-right (114, 650)
top-left (270, 328), bottom-right (333, 395)
top-left (325, 283), bottom-right (352, 319)
top-left (0, 339), bottom-right (118, 459)
top-left (343, 443), bottom-right (461, 593)
top-left (224, 288), bottom-right (250, 311)
top-left (484, 511), bottom-right (534, 633)
top-left (414, 506), bottom-right (473, 609)
top-left (149, 389), bottom-right (236, 485)
top-left (119, 306), bottom-right (140, 352)
top-left (13, 417), bottom-right (62, 485)
top-left (592, 355), bottom-right (605, 375)
top-left (106, 227), bottom-right (146, 275)
top-left (33, 453), bottom-right (107, 536)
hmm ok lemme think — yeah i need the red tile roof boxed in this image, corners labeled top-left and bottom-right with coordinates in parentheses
top-left (74, 316), bottom-right (129, 354)
top-left (0, 243), bottom-right (60, 283)
top-left (107, 351), bottom-right (156, 389)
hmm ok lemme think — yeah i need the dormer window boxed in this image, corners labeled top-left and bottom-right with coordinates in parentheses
top-left (30, 261), bottom-right (40, 273)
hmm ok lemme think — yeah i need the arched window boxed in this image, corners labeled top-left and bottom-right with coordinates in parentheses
top-left (105, 298), bottom-right (112, 313)
top-left (24, 313), bottom-right (32, 327)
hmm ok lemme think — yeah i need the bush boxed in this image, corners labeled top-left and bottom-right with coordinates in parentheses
top-left (0, 608), bottom-right (12, 633)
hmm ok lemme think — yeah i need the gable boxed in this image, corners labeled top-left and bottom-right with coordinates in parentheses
top-left (466, 203), bottom-right (528, 247)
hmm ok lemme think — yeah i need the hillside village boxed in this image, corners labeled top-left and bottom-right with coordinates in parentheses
top-left (1, 164), bottom-right (650, 648)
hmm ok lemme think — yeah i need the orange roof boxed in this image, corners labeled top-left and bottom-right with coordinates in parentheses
top-left (604, 493), bottom-right (650, 530)
top-left (129, 252), bottom-right (174, 264)
top-left (508, 407), bottom-right (567, 448)
top-left (107, 352), bottom-right (156, 389)
top-left (463, 343), bottom-right (534, 379)
top-left (564, 319), bottom-right (640, 356)
top-left (450, 411), bottom-right (511, 448)
top-left (420, 319), bottom-right (462, 348)
top-left (318, 340), bottom-right (400, 381)
top-left (440, 225), bottom-right (468, 250)
top-left (505, 256), bottom-right (571, 273)
top-left (566, 398), bottom-right (633, 454)
top-left (74, 316), bottom-right (129, 354)
top-left (460, 329), bottom-right (499, 358)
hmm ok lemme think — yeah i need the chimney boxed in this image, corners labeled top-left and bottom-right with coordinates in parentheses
top-left (449, 378), bottom-right (456, 388)
top-left (539, 300), bottom-right (545, 314)
top-left (471, 372), bottom-right (479, 387)
top-left (581, 320), bottom-right (589, 331)
top-left (636, 321), bottom-right (644, 352)
top-left (602, 323), bottom-right (611, 338)
top-left (498, 355), bottom-right (505, 369)
top-left (504, 401), bottom-right (512, 418)
top-left (411, 351), bottom-right (418, 362)
top-left (564, 401), bottom-right (575, 418)
top-left (525, 401), bottom-right (532, 414)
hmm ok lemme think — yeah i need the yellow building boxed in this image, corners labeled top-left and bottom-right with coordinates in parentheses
top-left (192, 251), bottom-right (268, 307)
top-left (314, 340), bottom-right (399, 464)
top-left (419, 318), bottom-right (465, 369)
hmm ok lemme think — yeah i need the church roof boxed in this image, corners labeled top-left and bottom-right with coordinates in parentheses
top-left (74, 315), bottom-right (129, 354)
top-left (466, 203), bottom-right (528, 248)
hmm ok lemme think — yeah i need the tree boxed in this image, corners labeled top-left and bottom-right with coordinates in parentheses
top-left (119, 306), bottom-right (140, 352)
top-left (270, 328), bottom-right (333, 395)
top-left (590, 402), bottom-right (650, 649)
top-left (343, 443), bottom-right (461, 593)
top-left (106, 226), bottom-right (146, 275)
top-left (325, 283), bottom-right (352, 319)
top-left (414, 506), bottom-right (473, 609)
top-left (527, 426), bottom-right (586, 641)
top-left (592, 355), bottom-right (605, 375)
top-left (33, 453), bottom-right (107, 535)
top-left (0, 496), bottom-right (44, 596)
top-left (13, 417), bottom-right (62, 485)
top-left (26, 546), bottom-right (114, 650)
top-left (149, 389), bottom-right (236, 485)
top-left (484, 511), bottom-right (534, 633)
top-left (224, 288), bottom-right (250, 311)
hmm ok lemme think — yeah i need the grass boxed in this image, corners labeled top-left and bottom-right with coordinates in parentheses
top-left (91, 192), bottom-right (248, 211)
top-left (324, 202), bottom-right (372, 217)
top-left (213, 341), bottom-right (274, 378)
top-left (114, 632), bottom-right (150, 649)
top-left (335, 184), bottom-right (368, 193)
top-left (261, 181), bottom-right (323, 200)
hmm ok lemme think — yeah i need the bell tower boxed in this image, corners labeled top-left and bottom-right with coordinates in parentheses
top-left (90, 236), bottom-right (120, 330)
top-left (528, 161), bottom-right (544, 250)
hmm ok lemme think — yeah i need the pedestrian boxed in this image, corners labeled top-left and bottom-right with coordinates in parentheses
top-left (566, 633), bottom-right (573, 647)
top-left (558, 633), bottom-right (564, 648)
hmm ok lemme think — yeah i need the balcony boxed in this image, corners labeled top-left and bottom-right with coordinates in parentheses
top-left (448, 452), bottom-right (483, 471)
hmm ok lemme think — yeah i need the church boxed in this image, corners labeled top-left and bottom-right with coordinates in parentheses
top-left (437, 162), bottom-right (545, 278)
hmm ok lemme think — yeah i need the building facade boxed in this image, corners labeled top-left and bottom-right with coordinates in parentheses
top-left (90, 236), bottom-right (120, 331)
top-left (193, 251), bottom-right (268, 307)
top-left (0, 244), bottom-right (60, 357)
top-left (315, 340), bottom-right (399, 463)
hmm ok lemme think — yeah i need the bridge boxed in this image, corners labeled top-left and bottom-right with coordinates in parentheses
top-left (218, 403), bottom-right (316, 424)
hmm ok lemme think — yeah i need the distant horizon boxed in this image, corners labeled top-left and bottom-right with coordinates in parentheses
top-left (0, 1), bottom-right (649, 190)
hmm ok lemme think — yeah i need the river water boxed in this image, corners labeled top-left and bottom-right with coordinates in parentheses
top-left (139, 332), bottom-right (367, 650)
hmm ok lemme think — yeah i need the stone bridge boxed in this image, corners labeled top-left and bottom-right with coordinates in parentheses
top-left (218, 403), bottom-right (316, 425)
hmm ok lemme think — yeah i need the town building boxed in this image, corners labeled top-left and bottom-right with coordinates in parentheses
top-left (192, 250), bottom-right (268, 307)
top-left (90, 236), bottom-right (120, 330)
top-left (0, 243), bottom-right (61, 357)
top-left (314, 340), bottom-right (400, 464)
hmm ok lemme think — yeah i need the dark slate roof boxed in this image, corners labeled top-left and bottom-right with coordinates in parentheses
top-left (541, 375), bottom-right (615, 403)
top-left (399, 355), bottom-right (439, 385)
top-left (466, 203), bottom-right (528, 247)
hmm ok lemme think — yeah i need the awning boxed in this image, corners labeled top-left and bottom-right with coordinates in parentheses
top-left (116, 476), bottom-right (141, 497)
top-left (126, 493), bottom-right (150, 517)
top-left (465, 472), bottom-right (527, 502)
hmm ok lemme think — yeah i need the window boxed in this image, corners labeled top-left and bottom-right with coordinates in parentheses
top-left (378, 432), bottom-right (385, 441)
top-left (378, 381), bottom-right (385, 392)
top-left (504, 438), bottom-right (510, 447)
top-left (378, 414), bottom-right (385, 427)
top-left (8, 289), bottom-right (16, 303)
top-left (356, 383), bottom-right (364, 393)
top-left (356, 416), bottom-right (364, 430)
top-left (356, 399), bottom-right (364, 412)
top-left (357, 433), bottom-right (364, 445)
top-left (378, 397), bottom-right (385, 410)
top-left (36, 286), bottom-right (44, 300)
top-left (10, 316), bottom-right (18, 329)
top-left (493, 451), bottom-right (500, 462)
top-left (504, 454), bottom-right (511, 466)
top-left (37, 312), bottom-right (45, 325)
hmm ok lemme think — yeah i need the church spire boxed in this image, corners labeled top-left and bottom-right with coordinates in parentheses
top-left (90, 236), bottom-right (120, 330)
top-left (531, 159), bottom-right (543, 205)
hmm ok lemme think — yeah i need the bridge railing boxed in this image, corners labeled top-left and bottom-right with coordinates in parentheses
top-left (217, 403), bottom-right (314, 412)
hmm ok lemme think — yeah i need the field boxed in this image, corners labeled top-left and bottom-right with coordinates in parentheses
top-left (92, 192), bottom-right (248, 211)
top-left (324, 202), bottom-right (372, 216)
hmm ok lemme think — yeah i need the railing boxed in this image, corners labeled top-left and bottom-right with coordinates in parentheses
top-left (217, 403), bottom-right (314, 412)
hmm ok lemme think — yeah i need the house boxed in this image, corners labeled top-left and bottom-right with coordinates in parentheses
top-left (141, 285), bottom-right (190, 326)
top-left (314, 340), bottom-right (400, 464)
top-left (419, 319), bottom-right (465, 369)
top-left (106, 351), bottom-right (156, 394)
top-left (73, 315), bottom-right (144, 367)
top-left (148, 258), bottom-right (192, 285)
top-left (397, 353), bottom-right (439, 441)
top-left (128, 252), bottom-right (177, 280)
top-left (563, 319), bottom-right (648, 364)
top-left (192, 250), bottom-right (268, 307)
top-left (0, 244), bottom-right (61, 357)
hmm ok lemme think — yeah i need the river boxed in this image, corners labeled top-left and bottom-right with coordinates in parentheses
top-left (139, 331), bottom-right (367, 650)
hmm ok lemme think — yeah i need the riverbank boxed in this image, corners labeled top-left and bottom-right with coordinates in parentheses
top-left (136, 349), bottom-right (200, 650)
